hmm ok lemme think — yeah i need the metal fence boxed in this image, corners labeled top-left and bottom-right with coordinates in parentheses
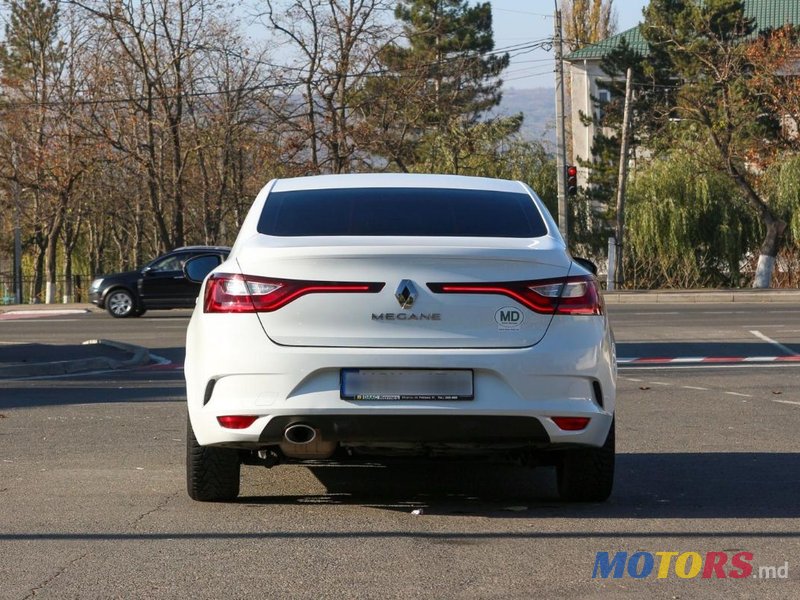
top-left (0, 274), bottom-right (92, 305)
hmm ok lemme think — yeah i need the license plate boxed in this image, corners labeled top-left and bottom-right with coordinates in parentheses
top-left (340, 369), bottom-right (473, 401)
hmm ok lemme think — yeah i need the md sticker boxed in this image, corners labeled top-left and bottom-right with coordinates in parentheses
top-left (495, 306), bottom-right (524, 330)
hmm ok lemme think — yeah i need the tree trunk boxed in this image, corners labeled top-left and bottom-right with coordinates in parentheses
top-left (32, 241), bottom-right (46, 303)
top-left (63, 250), bottom-right (73, 303)
top-left (45, 201), bottom-right (67, 304)
top-left (753, 218), bottom-right (787, 289)
top-left (709, 130), bottom-right (787, 288)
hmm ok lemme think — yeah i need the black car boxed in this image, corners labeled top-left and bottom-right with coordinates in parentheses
top-left (89, 246), bottom-right (230, 318)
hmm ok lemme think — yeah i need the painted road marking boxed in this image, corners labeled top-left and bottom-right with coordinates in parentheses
top-left (621, 363), bottom-right (800, 370)
top-left (773, 399), bottom-right (800, 407)
top-left (619, 356), bottom-right (800, 365)
top-left (749, 330), bottom-right (798, 356)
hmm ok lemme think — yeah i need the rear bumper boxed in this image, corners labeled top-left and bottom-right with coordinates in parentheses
top-left (185, 311), bottom-right (616, 450)
top-left (258, 414), bottom-right (550, 445)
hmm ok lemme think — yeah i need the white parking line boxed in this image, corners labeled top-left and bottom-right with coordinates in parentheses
top-left (772, 399), bottom-right (800, 407)
top-left (724, 391), bottom-right (752, 398)
top-left (682, 386), bottom-right (709, 391)
top-left (749, 330), bottom-right (798, 356)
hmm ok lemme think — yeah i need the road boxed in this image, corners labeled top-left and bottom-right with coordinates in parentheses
top-left (1, 304), bottom-right (799, 598)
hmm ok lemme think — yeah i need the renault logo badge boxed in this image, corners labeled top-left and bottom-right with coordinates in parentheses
top-left (395, 280), bottom-right (417, 309)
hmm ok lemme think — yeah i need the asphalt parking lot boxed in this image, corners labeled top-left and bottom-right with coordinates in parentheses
top-left (1, 302), bottom-right (799, 598)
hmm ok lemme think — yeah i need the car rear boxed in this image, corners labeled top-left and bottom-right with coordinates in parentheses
top-left (185, 174), bottom-right (616, 502)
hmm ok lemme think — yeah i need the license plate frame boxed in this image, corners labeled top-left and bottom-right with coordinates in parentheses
top-left (340, 368), bottom-right (474, 401)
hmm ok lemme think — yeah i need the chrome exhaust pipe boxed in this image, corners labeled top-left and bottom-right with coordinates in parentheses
top-left (283, 423), bottom-right (317, 445)
top-left (280, 423), bottom-right (337, 459)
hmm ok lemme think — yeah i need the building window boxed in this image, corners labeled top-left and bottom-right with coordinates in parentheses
top-left (596, 88), bottom-right (611, 122)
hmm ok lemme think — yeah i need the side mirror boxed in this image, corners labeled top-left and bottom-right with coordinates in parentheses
top-left (184, 255), bottom-right (220, 283)
top-left (573, 257), bottom-right (598, 276)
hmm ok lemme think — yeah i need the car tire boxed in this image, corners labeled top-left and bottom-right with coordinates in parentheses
top-left (556, 421), bottom-right (615, 502)
top-left (186, 415), bottom-right (241, 502)
top-left (105, 289), bottom-right (136, 318)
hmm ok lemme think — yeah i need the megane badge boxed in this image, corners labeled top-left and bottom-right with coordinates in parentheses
top-left (395, 280), bottom-right (417, 309)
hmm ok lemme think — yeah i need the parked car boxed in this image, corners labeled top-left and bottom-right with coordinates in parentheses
top-left (89, 246), bottom-right (230, 318)
top-left (183, 174), bottom-right (616, 502)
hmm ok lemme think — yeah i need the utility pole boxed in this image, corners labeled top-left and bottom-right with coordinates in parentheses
top-left (12, 145), bottom-right (22, 305)
top-left (614, 67), bottom-right (634, 290)
top-left (553, 1), bottom-right (568, 244)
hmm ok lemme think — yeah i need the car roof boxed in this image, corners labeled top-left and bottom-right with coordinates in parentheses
top-left (270, 173), bottom-right (528, 194)
top-left (171, 245), bottom-right (231, 253)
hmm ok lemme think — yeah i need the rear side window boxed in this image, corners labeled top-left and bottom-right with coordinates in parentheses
top-left (257, 187), bottom-right (548, 238)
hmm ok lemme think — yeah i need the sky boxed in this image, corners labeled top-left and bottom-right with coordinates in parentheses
top-left (490, 0), bottom-right (651, 89)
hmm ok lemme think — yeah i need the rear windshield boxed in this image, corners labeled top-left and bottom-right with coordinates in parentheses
top-left (257, 187), bottom-right (548, 238)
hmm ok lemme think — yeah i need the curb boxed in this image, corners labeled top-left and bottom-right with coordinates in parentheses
top-left (0, 339), bottom-right (153, 379)
top-left (0, 303), bottom-right (98, 315)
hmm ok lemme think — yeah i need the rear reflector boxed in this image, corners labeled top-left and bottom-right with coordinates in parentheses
top-left (217, 415), bottom-right (258, 429)
top-left (203, 274), bottom-right (384, 313)
top-left (551, 417), bottom-right (591, 431)
top-left (427, 275), bottom-right (602, 315)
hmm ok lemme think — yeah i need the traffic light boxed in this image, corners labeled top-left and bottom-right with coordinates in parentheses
top-left (566, 165), bottom-right (578, 196)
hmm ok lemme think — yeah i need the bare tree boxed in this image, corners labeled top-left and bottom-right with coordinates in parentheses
top-left (263, 0), bottom-right (396, 173)
top-left (75, 0), bottom-right (215, 251)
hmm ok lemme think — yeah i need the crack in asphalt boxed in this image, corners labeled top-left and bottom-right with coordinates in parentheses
top-left (23, 552), bottom-right (89, 599)
top-left (129, 491), bottom-right (180, 528)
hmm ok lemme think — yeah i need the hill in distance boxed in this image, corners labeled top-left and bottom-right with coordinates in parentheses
top-left (495, 87), bottom-right (556, 149)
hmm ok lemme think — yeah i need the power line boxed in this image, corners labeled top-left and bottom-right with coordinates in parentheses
top-left (493, 8), bottom-right (554, 18)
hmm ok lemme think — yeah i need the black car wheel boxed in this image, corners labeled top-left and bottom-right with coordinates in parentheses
top-left (556, 421), bottom-right (615, 502)
top-left (186, 415), bottom-right (241, 501)
top-left (106, 289), bottom-right (136, 318)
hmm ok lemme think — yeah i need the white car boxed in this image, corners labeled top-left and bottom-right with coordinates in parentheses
top-left (184, 174), bottom-right (616, 502)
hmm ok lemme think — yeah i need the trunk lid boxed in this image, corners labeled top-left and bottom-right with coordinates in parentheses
top-left (235, 236), bottom-right (570, 349)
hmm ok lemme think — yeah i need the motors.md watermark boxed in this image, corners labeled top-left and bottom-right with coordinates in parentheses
top-left (592, 551), bottom-right (789, 580)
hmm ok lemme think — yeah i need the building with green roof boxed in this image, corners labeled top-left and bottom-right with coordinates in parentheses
top-left (563, 0), bottom-right (800, 185)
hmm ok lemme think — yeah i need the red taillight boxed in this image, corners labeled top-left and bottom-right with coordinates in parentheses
top-left (427, 275), bottom-right (602, 315)
top-left (551, 417), bottom-right (591, 431)
top-left (203, 274), bottom-right (385, 313)
top-left (217, 415), bottom-right (258, 429)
